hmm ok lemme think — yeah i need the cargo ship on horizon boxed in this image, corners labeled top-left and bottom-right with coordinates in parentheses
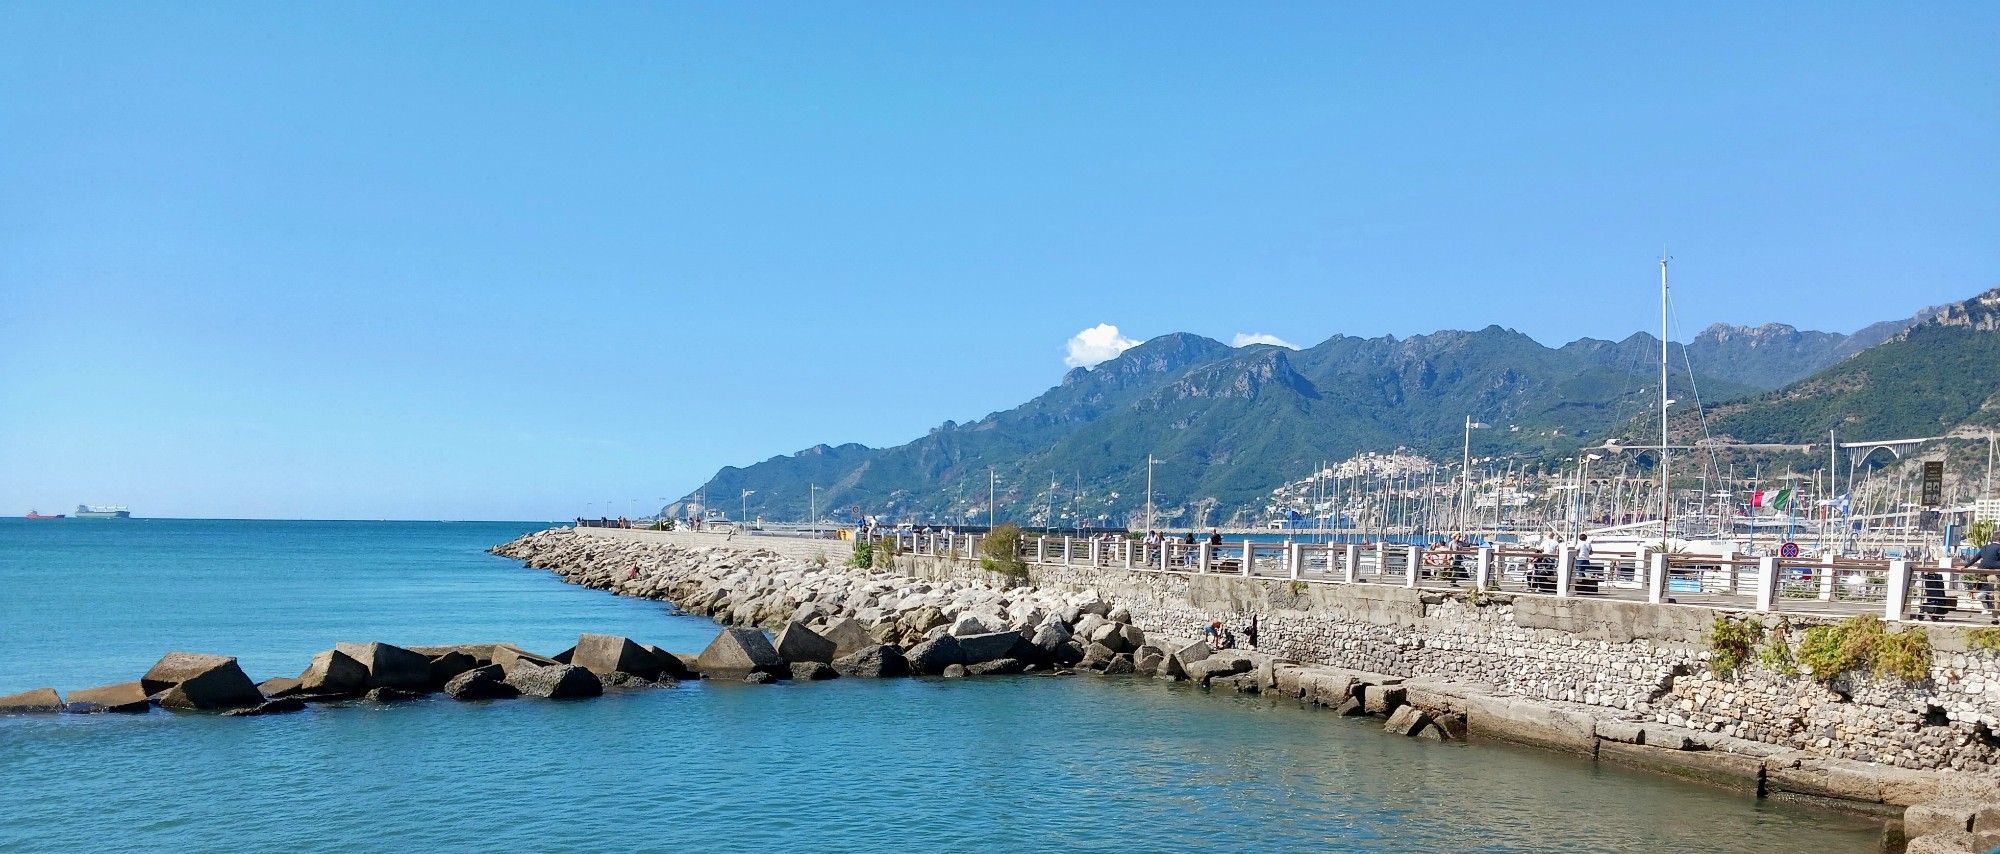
top-left (74, 504), bottom-right (131, 519)
top-left (25, 509), bottom-right (65, 519)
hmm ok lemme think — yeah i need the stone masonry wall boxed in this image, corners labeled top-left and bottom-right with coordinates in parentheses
top-left (901, 553), bottom-right (2000, 774)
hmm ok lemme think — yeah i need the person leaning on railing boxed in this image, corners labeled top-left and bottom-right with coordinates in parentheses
top-left (1957, 530), bottom-right (2000, 625)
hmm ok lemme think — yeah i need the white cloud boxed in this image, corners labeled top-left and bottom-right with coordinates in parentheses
top-left (1064, 323), bottom-right (1141, 368)
top-left (1231, 332), bottom-right (1298, 349)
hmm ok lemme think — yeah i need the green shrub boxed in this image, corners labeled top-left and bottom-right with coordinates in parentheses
top-left (1968, 627), bottom-right (2000, 653)
top-left (980, 523), bottom-right (1029, 583)
top-left (871, 535), bottom-right (898, 570)
top-left (1708, 615), bottom-right (1764, 678)
top-left (849, 537), bottom-right (874, 568)
top-left (1798, 616), bottom-right (1932, 684)
top-left (1758, 624), bottom-right (1799, 677)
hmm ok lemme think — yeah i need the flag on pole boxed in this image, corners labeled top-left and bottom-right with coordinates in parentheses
top-left (1751, 490), bottom-right (1765, 508)
top-left (1772, 488), bottom-right (1792, 511)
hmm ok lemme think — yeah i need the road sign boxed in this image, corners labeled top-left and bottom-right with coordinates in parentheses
top-left (1780, 541), bottom-right (1800, 558)
top-left (1923, 461), bottom-right (1944, 507)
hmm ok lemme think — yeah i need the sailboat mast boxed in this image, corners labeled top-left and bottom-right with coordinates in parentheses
top-left (1660, 257), bottom-right (1671, 547)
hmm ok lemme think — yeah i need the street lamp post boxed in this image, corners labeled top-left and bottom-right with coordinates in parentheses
top-left (1462, 416), bottom-right (1486, 532)
top-left (809, 484), bottom-right (819, 531)
top-left (988, 467), bottom-right (999, 530)
top-left (741, 489), bottom-right (754, 525)
top-left (1145, 454), bottom-right (1163, 536)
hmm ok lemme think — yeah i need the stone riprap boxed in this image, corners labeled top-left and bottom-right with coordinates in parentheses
top-left (501, 526), bottom-right (2000, 814)
top-left (490, 528), bottom-right (1154, 680)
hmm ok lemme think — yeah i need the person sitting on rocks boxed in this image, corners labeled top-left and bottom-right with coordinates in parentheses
top-left (1204, 620), bottom-right (1225, 646)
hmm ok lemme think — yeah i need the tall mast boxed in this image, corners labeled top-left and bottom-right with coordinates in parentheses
top-left (1660, 256), bottom-right (1671, 547)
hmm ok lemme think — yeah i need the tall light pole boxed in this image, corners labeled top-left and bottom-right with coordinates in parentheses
top-left (741, 489), bottom-right (754, 524)
top-left (809, 484), bottom-right (819, 529)
top-left (1462, 416), bottom-right (1486, 532)
top-left (1145, 454), bottom-right (1162, 535)
top-left (988, 467), bottom-right (1000, 530)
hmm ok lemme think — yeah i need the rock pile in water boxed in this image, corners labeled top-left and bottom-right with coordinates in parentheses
top-left (491, 528), bottom-right (1180, 679)
top-left (0, 632), bottom-right (708, 717)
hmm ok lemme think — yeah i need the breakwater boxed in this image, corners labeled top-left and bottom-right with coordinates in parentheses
top-left (501, 526), bottom-right (2000, 837)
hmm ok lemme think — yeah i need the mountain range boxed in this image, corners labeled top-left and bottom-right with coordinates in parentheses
top-left (673, 293), bottom-right (1983, 527)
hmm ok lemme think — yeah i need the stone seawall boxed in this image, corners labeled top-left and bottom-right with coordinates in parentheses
top-left (522, 527), bottom-right (2000, 821)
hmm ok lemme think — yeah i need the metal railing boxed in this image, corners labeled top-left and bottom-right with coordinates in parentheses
top-left (892, 531), bottom-right (1998, 623)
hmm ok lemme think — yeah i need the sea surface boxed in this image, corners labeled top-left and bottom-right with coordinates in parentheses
top-left (0, 518), bottom-right (1879, 852)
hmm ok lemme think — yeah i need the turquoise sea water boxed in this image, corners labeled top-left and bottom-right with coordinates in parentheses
top-left (0, 519), bottom-right (1877, 852)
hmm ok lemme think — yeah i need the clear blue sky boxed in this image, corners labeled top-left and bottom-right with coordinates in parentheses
top-left (3, 4), bottom-right (1995, 520)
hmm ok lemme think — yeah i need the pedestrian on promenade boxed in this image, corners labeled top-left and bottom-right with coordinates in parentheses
top-left (1207, 529), bottom-right (1223, 548)
top-left (1957, 530), bottom-right (2000, 624)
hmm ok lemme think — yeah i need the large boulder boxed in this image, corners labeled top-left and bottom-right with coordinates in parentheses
top-left (141, 652), bottom-right (263, 710)
top-left (832, 645), bottom-right (910, 678)
top-left (948, 613), bottom-right (996, 637)
top-left (906, 634), bottom-right (965, 676)
top-left (0, 688), bottom-right (63, 713)
top-left (333, 642), bottom-right (433, 691)
top-left (818, 618), bottom-right (877, 658)
top-left (572, 634), bottom-right (665, 678)
top-left (64, 681), bottom-right (152, 714)
top-left (258, 677), bottom-right (303, 698)
top-left (790, 661), bottom-right (839, 681)
top-left (443, 664), bottom-right (518, 700)
top-left (1088, 623), bottom-right (1134, 654)
top-left (696, 628), bottom-right (785, 676)
top-left (427, 650), bottom-right (480, 687)
top-left (774, 622), bottom-right (837, 665)
top-left (504, 663), bottom-right (603, 699)
top-left (1030, 622), bottom-right (1073, 657)
top-left (298, 649), bottom-right (370, 696)
top-left (1073, 613), bottom-right (1109, 639)
top-left (492, 645), bottom-right (560, 676)
top-left (642, 644), bottom-right (696, 681)
top-left (966, 658), bottom-right (1026, 676)
top-left (956, 631), bottom-right (1026, 665)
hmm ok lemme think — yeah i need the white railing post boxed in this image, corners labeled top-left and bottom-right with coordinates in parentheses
top-left (1372, 544), bottom-right (1386, 576)
top-left (1035, 537), bottom-right (1046, 565)
top-left (1062, 536), bottom-right (1073, 567)
top-left (1555, 545), bottom-right (1574, 597)
top-left (1755, 556), bottom-right (1779, 612)
top-left (1647, 553), bottom-right (1668, 604)
top-left (1241, 541), bottom-right (1254, 577)
top-left (1886, 559), bottom-right (1911, 621)
top-left (1287, 543), bottom-right (1303, 580)
top-left (1160, 543), bottom-right (1171, 572)
top-left (1088, 538), bottom-right (1100, 567)
top-left (1197, 542), bottom-right (1212, 574)
top-left (1474, 547), bottom-right (1492, 589)
top-left (1404, 546), bottom-right (1420, 588)
top-left (1720, 549), bottom-right (1737, 594)
top-left (1818, 554), bottom-right (1835, 601)
top-left (1123, 541), bottom-right (1134, 570)
top-left (1343, 544), bottom-right (1360, 583)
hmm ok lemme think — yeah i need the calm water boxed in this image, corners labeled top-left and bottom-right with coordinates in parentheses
top-left (0, 519), bottom-right (1877, 852)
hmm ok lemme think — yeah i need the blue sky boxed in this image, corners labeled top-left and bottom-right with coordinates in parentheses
top-left (3, 3), bottom-right (1995, 520)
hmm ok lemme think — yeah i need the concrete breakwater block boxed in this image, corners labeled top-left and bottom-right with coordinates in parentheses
top-left (443, 664), bottom-right (518, 700)
top-left (773, 622), bottom-right (837, 665)
top-left (333, 642), bottom-right (433, 691)
top-left (832, 645), bottom-right (909, 678)
top-left (816, 618), bottom-right (876, 659)
top-left (573, 633), bottom-right (669, 678)
top-left (299, 650), bottom-right (370, 696)
top-left (0, 687), bottom-right (64, 713)
top-left (504, 663), bottom-right (603, 699)
top-left (142, 652), bottom-right (264, 710)
top-left (696, 627), bottom-right (785, 676)
top-left (64, 682), bottom-right (152, 714)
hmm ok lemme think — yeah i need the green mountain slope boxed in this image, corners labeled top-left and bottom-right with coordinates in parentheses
top-left (1692, 289), bottom-right (2000, 444)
